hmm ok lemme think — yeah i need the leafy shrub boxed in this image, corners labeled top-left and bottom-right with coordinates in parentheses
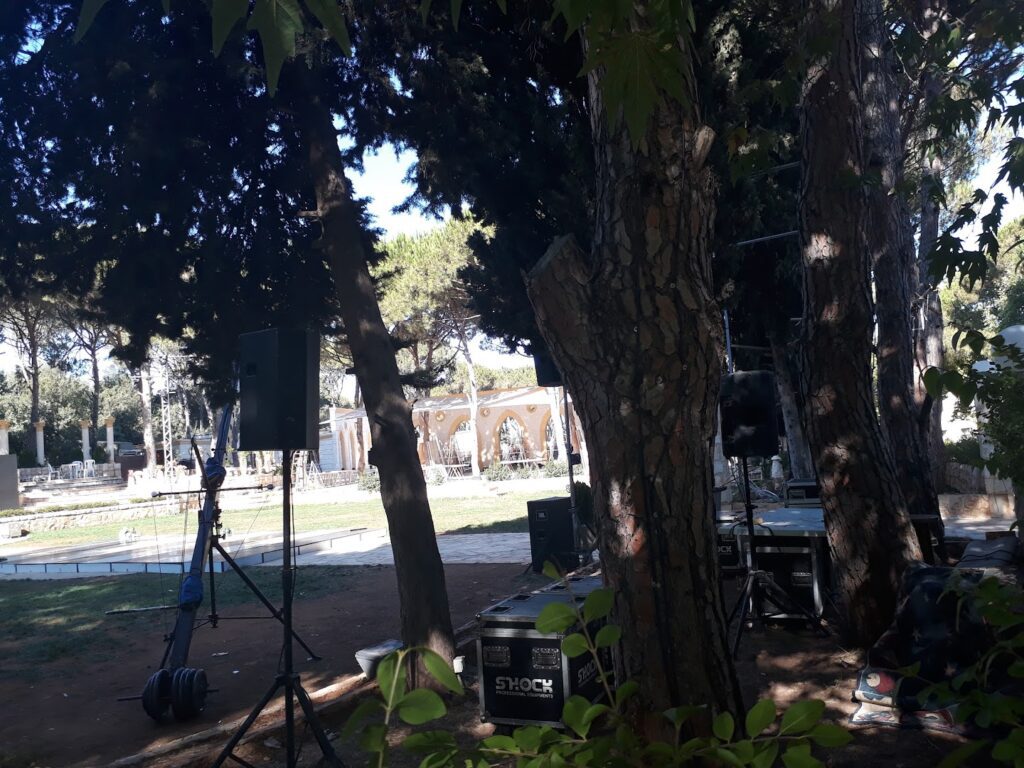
top-left (483, 463), bottom-right (514, 482)
top-left (945, 435), bottom-right (982, 466)
top-left (342, 564), bottom-right (851, 767)
top-left (544, 460), bottom-right (569, 477)
top-left (357, 468), bottom-right (381, 492)
top-left (424, 466), bottom-right (447, 486)
top-left (915, 575), bottom-right (1024, 767)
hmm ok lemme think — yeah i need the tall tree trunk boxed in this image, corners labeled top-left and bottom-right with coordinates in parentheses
top-left (287, 62), bottom-right (455, 665)
top-left (862, 0), bottom-right (944, 559)
top-left (913, 3), bottom-right (947, 491)
top-left (90, 348), bottom-right (101, 446)
top-left (139, 363), bottom-right (156, 476)
top-left (28, 336), bottom-right (41, 427)
top-left (768, 331), bottom-right (813, 479)
top-left (527, 75), bottom-right (741, 730)
top-left (456, 327), bottom-right (482, 477)
top-left (800, 0), bottom-right (922, 646)
top-left (182, 390), bottom-right (191, 436)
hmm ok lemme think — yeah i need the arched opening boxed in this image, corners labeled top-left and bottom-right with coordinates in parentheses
top-left (542, 413), bottom-right (560, 460)
top-left (494, 413), bottom-right (529, 464)
top-left (449, 418), bottom-right (474, 467)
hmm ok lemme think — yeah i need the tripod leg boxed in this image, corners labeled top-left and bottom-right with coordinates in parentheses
top-left (293, 680), bottom-right (345, 766)
top-left (211, 677), bottom-right (283, 768)
top-left (761, 578), bottom-right (827, 634)
top-left (208, 536), bottom-right (219, 627)
top-left (726, 572), bottom-right (753, 627)
top-left (213, 541), bottom-right (322, 660)
top-left (730, 575), bottom-right (755, 659)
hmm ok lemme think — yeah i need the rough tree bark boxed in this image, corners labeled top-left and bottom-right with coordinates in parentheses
top-left (526, 76), bottom-right (742, 728)
top-left (862, 0), bottom-right (944, 557)
top-left (799, 0), bottom-right (922, 646)
top-left (768, 331), bottom-right (814, 480)
top-left (89, 348), bottom-right (101, 439)
top-left (913, 2), bottom-right (947, 491)
top-left (286, 63), bottom-right (455, 665)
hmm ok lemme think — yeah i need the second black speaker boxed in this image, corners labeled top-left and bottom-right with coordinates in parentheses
top-left (720, 371), bottom-right (779, 459)
top-left (238, 328), bottom-right (319, 451)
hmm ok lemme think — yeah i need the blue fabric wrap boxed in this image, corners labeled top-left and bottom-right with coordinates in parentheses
top-left (179, 574), bottom-right (204, 609)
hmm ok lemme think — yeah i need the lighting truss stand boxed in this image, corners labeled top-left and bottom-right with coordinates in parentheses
top-left (727, 456), bottom-right (825, 658)
top-left (213, 449), bottom-right (342, 768)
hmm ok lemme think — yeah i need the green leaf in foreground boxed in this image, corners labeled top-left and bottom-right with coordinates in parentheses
top-left (779, 699), bottom-right (825, 735)
top-left (713, 710), bottom-right (735, 741)
top-left (211, 0), bottom-right (249, 55)
top-left (396, 688), bottom-right (446, 725)
top-left (745, 698), bottom-right (776, 736)
top-left (420, 648), bottom-right (464, 694)
top-left (536, 601), bottom-right (577, 633)
top-left (562, 632), bottom-right (589, 658)
top-left (74, 0), bottom-right (112, 41)
top-left (808, 723), bottom-right (852, 747)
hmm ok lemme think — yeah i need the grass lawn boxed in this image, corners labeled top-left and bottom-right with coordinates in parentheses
top-left (0, 566), bottom-right (352, 682)
top-left (12, 490), bottom-right (545, 549)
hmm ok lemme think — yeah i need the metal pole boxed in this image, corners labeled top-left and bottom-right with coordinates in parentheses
top-left (282, 448), bottom-right (295, 768)
top-left (563, 387), bottom-right (575, 508)
top-left (723, 310), bottom-right (735, 374)
top-left (731, 230), bottom-right (799, 248)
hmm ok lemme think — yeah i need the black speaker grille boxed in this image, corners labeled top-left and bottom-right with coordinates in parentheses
top-left (238, 328), bottom-right (319, 451)
top-left (720, 371), bottom-right (779, 459)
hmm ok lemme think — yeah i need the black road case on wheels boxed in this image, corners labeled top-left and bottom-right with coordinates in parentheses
top-left (477, 587), bottom-right (612, 727)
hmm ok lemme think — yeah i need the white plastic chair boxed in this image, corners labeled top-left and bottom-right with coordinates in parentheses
top-left (70, 461), bottom-right (84, 479)
top-left (83, 459), bottom-right (97, 478)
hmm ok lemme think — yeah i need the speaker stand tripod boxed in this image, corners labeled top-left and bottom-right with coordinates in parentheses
top-left (212, 450), bottom-right (343, 768)
top-left (727, 456), bottom-right (825, 658)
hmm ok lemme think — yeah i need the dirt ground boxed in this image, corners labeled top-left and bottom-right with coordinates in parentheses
top-left (1, 568), bottom-right (971, 768)
top-left (0, 563), bottom-right (548, 768)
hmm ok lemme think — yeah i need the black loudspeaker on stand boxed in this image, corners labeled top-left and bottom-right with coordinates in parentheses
top-left (720, 371), bottom-right (823, 658)
top-left (216, 329), bottom-right (342, 768)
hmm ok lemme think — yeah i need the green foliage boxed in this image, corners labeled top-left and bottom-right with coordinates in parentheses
top-left (340, 568), bottom-right (849, 766)
top-left (915, 576), bottom-right (1024, 766)
top-left (542, 460), bottom-right (568, 478)
top-left (482, 462), bottom-right (513, 482)
top-left (438, 361), bottom-right (536, 396)
top-left (925, 333), bottom-right (1024, 487)
top-left (356, 468), bottom-right (381, 493)
top-left (944, 435), bottom-right (982, 466)
top-left (375, 218), bottom-right (487, 392)
top-left (75, 0), bottom-right (697, 145)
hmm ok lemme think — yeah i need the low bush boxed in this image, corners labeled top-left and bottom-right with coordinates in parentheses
top-left (357, 468), bottom-right (381, 492)
top-left (945, 435), bottom-right (982, 466)
top-left (483, 463), bottom-right (514, 482)
top-left (543, 460), bottom-right (569, 477)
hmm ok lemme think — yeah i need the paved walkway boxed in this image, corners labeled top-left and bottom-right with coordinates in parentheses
top-left (0, 530), bottom-right (532, 579)
top-left (282, 531), bottom-right (532, 567)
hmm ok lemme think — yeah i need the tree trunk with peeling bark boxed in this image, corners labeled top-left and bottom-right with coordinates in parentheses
top-left (526, 74), bottom-right (742, 728)
top-left (286, 63), bottom-right (455, 666)
top-left (862, 0), bottom-right (944, 558)
top-left (768, 332), bottom-right (813, 480)
top-left (799, 0), bottom-right (922, 646)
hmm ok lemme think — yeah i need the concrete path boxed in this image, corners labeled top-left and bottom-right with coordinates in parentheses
top-left (0, 530), bottom-right (533, 580)
top-left (281, 531), bottom-right (532, 567)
